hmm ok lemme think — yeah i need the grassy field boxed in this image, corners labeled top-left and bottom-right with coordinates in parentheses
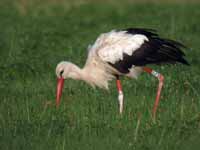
top-left (0, 1), bottom-right (200, 150)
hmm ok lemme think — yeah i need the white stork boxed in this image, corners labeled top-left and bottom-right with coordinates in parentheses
top-left (55, 28), bottom-right (189, 117)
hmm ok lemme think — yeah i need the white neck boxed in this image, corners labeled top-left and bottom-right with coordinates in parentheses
top-left (67, 64), bottom-right (85, 80)
top-left (65, 62), bottom-right (115, 89)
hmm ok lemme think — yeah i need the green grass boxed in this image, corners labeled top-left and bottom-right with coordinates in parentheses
top-left (0, 1), bottom-right (200, 150)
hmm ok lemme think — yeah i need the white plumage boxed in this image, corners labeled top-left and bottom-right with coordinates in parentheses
top-left (91, 30), bottom-right (149, 64)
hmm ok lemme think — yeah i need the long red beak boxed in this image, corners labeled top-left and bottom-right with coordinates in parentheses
top-left (56, 77), bottom-right (64, 107)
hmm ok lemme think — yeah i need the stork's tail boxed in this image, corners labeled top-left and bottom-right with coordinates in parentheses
top-left (154, 38), bottom-right (190, 65)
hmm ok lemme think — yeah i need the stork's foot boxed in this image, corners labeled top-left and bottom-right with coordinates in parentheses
top-left (118, 91), bottom-right (124, 114)
top-left (143, 67), bottom-right (164, 118)
top-left (116, 77), bottom-right (124, 114)
top-left (152, 74), bottom-right (164, 117)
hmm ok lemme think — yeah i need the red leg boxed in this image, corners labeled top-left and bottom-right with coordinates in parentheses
top-left (143, 67), bottom-right (164, 118)
top-left (116, 76), bottom-right (124, 114)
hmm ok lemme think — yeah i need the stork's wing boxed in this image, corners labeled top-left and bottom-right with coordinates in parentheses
top-left (89, 28), bottom-right (189, 73)
top-left (85, 30), bottom-right (144, 67)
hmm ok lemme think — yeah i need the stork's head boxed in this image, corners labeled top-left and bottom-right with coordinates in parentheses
top-left (55, 61), bottom-right (82, 107)
top-left (56, 61), bottom-right (75, 79)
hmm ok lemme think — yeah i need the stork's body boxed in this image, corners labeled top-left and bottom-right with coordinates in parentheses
top-left (56, 28), bottom-right (189, 117)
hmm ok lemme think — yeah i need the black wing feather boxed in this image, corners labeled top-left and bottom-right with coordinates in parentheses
top-left (110, 28), bottom-right (189, 74)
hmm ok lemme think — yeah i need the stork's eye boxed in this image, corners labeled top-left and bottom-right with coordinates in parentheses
top-left (60, 70), bottom-right (64, 77)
